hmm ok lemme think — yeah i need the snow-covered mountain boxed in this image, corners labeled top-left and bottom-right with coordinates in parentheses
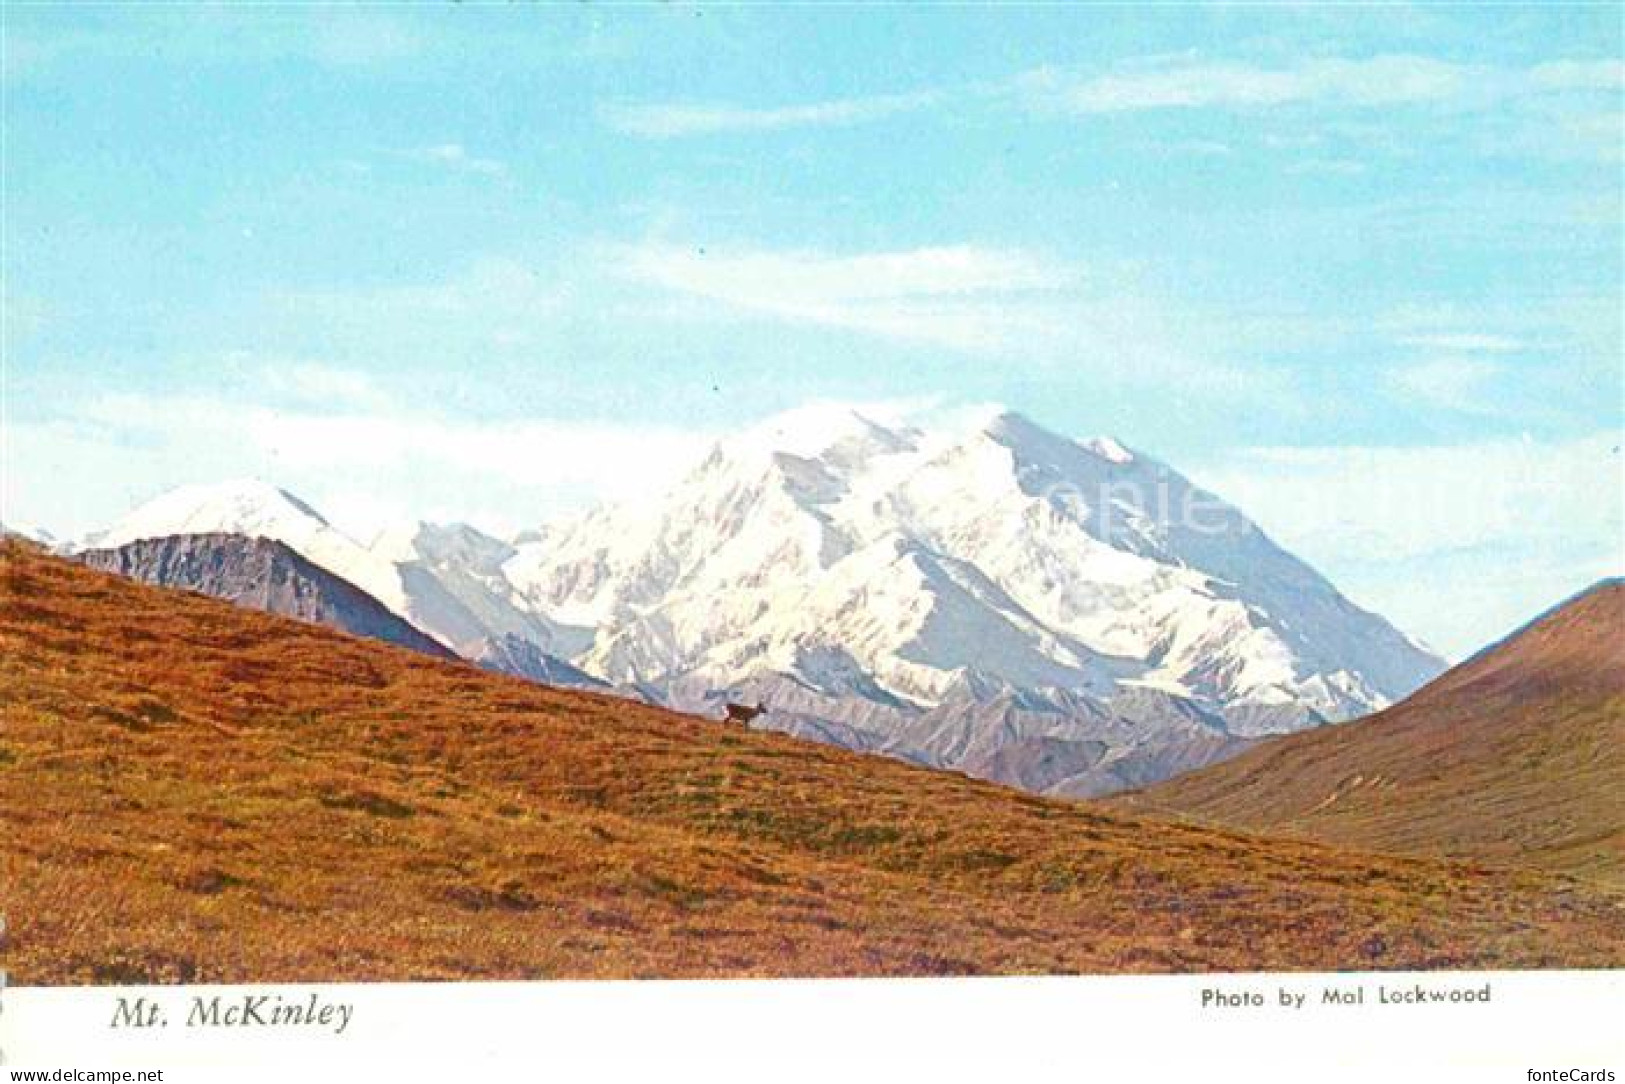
top-left (71, 407), bottom-right (1446, 795)
top-left (77, 480), bottom-right (584, 685)
top-left (85, 480), bottom-right (410, 618)
top-left (77, 532), bottom-right (458, 661)
top-left (503, 406), bottom-right (1442, 736)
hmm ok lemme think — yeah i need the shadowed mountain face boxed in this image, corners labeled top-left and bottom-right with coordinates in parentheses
top-left (1120, 580), bottom-right (1625, 883)
top-left (77, 533), bottom-right (457, 661)
top-left (3, 541), bottom-right (1622, 983)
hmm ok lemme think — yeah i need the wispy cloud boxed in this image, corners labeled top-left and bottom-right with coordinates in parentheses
top-left (598, 53), bottom-right (1623, 172)
top-left (305, 9), bottom-right (425, 67)
top-left (600, 89), bottom-right (938, 138)
top-left (400, 143), bottom-right (507, 177)
top-left (625, 243), bottom-right (1074, 302)
top-left (1397, 333), bottom-right (1526, 354)
top-left (266, 258), bottom-right (562, 347)
top-left (617, 243), bottom-right (1080, 353)
top-left (1390, 356), bottom-right (1506, 414)
top-left (256, 360), bottom-right (393, 412)
top-left (18, 392), bottom-right (717, 539)
top-left (1162, 139), bottom-right (1234, 158)
top-left (1016, 54), bottom-right (1623, 115)
top-left (613, 240), bottom-right (1277, 400)
top-left (1019, 55), bottom-right (1472, 113)
top-left (5, 9), bottom-right (426, 82)
top-left (1288, 158), bottom-right (1367, 177)
top-left (1528, 59), bottom-right (1625, 93)
top-left (1192, 432), bottom-right (1624, 655)
top-left (601, 56), bottom-right (1492, 141)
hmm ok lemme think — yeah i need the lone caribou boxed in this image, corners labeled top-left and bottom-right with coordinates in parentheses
top-left (723, 701), bottom-right (768, 726)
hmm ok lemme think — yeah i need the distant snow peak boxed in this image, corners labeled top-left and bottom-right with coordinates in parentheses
top-left (90, 478), bottom-right (411, 627)
top-left (724, 402), bottom-right (918, 466)
top-left (98, 478), bottom-right (335, 543)
top-left (87, 482), bottom-right (562, 661)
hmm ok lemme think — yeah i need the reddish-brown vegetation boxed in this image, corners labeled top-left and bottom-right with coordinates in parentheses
top-left (1120, 581), bottom-right (1625, 884)
top-left (2, 542), bottom-right (1620, 983)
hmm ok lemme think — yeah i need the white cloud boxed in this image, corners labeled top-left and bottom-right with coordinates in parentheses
top-left (618, 242), bottom-right (1078, 353)
top-left (1288, 158), bottom-right (1367, 177)
top-left (256, 361), bottom-right (392, 411)
top-left (1164, 139), bottom-right (1234, 157)
top-left (401, 143), bottom-right (507, 177)
top-left (10, 393), bottom-right (1017, 542)
top-left (626, 243), bottom-right (1074, 301)
top-left (1016, 54), bottom-right (1625, 116)
top-left (1527, 59), bottom-right (1625, 93)
top-left (1396, 333), bottom-right (1526, 353)
top-left (600, 56), bottom-right (1486, 139)
top-left (1390, 356), bottom-right (1506, 413)
top-left (11, 394), bottom-right (717, 540)
top-left (306, 15), bottom-right (422, 66)
top-left (612, 241), bottom-right (1278, 398)
top-left (595, 53), bottom-right (1622, 178)
top-left (1019, 55), bottom-right (1473, 113)
top-left (4, 11), bottom-right (427, 83)
top-left (266, 258), bottom-right (563, 349)
top-left (600, 90), bottom-right (937, 138)
top-left (1197, 434), bottom-right (1620, 561)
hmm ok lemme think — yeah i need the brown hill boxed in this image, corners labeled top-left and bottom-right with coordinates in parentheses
top-left (2, 541), bottom-right (1620, 983)
top-left (1120, 581), bottom-right (1625, 883)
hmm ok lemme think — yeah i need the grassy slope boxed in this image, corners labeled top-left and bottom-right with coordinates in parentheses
top-left (2, 543), bottom-right (1620, 983)
top-left (1120, 582), bottom-right (1625, 884)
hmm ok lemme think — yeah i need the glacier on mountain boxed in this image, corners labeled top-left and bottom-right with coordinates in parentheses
top-left (75, 407), bottom-right (1446, 796)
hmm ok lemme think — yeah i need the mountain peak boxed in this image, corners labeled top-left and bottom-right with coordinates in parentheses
top-left (725, 402), bottom-right (910, 461)
top-left (76, 531), bottom-right (455, 660)
top-left (92, 479), bottom-right (331, 550)
top-left (967, 406), bottom-right (1033, 438)
top-left (84, 479), bottom-right (418, 626)
top-left (972, 412), bottom-right (1138, 468)
top-left (974, 409), bottom-right (1106, 470)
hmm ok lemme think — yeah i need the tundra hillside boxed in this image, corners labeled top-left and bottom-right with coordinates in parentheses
top-left (1121, 581), bottom-right (1625, 885)
top-left (2, 542), bottom-right (1620, 983)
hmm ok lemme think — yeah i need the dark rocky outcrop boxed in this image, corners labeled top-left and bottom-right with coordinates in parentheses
top-left (77, 533), bottom-right (457, 660)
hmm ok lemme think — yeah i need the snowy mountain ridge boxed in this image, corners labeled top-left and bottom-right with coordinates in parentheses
top-left (502, 406), bottom-right (1442, 730)
top-left (70, 406), bottom-right (1446, 795)
top-left (78, 479), bottom-right (565, 662)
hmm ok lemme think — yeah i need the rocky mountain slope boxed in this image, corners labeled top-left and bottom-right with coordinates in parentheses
top-left (503, 406), bottom-right (1445, 792)
top-left (80, 481), bottom-right (597, 690)
top-left (85, 480), bottom-right (566, 659)
top-left (1120, 579), bottom-right (1625, 883)
top-left (77, 533), bottom-right (456, 660)
top-left (72, 406), bottom-right (1446, 794)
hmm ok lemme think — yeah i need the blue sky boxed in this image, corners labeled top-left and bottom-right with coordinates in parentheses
top-left (3, 3), bottom-right (1621, 655)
